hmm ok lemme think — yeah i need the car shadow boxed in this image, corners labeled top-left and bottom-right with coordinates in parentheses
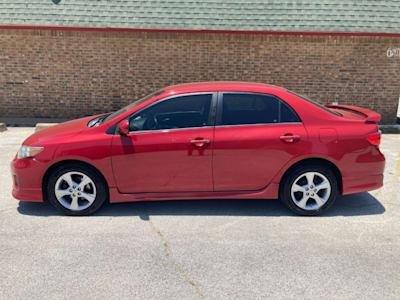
top-left (17, 192), bottom-right (385, 218)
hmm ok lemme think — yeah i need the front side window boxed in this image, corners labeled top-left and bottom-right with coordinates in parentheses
top-left (129, 94), bottom-right (212, 131)
top-left (219, 93), bottom-right (299, 125)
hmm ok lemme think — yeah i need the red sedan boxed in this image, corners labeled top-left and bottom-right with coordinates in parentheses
top-left (11, 82), bottom-right (385, 216)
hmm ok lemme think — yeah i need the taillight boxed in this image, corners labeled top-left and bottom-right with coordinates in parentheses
top-left (367, 131), bottom-right (381, 146)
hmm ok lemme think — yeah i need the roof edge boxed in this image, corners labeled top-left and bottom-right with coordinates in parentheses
top-left (0, 24), bottom-right (400, 38)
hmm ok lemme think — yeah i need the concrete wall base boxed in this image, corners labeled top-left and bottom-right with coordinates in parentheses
top-left (0, 123), bottom-right (7, 132)
top-left (0, 117), bottom-right (68, 127)
top-left (380, 125), bottom-right (400, 134)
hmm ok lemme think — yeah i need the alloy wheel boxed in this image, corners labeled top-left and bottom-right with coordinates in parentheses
top-left (290, 171), bottom-right (331, 211)
top-left (54, 171), bottom-right (97, 211)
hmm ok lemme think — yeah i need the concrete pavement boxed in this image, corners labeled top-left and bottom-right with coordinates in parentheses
top-left (0, 128), bottom-right (399, 299)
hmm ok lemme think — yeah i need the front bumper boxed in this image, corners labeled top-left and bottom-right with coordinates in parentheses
top-left (11, 157), bottom-right (46, 202)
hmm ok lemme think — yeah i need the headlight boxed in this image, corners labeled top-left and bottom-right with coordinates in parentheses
top-left (17, 146), bottom-right (44, 159)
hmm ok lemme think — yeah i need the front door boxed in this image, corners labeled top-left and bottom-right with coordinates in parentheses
top-left (111, 93), bottom-right (215, 193)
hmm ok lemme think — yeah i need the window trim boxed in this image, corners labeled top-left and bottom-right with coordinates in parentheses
top-left (126, 92), bottom-right (218, 134)
top-left (216, 91), bottom-right (302, 127)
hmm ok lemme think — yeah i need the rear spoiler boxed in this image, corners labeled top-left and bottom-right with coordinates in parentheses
top-left (325, 104), bottom-right (381, 123)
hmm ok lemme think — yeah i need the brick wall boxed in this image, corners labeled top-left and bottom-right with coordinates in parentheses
top-left (0, 29), bottom-right (399, 123)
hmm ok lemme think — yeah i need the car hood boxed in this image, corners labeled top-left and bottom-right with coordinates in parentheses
top-left (23, 116), bottom-right (95, 146)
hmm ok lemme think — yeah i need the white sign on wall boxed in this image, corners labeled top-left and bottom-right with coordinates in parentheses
top-left (387, 47), bottom-right (400, 58)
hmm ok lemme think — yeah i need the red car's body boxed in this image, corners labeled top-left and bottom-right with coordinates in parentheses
top-left (11, 82), bottom-right (385, 214)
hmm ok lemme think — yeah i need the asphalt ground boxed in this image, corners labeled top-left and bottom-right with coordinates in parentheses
top-left (0, 128), bottom-right (399, 299)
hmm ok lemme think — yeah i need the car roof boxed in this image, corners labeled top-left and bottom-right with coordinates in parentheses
top-left (163, 81), bottom-right (287, 95)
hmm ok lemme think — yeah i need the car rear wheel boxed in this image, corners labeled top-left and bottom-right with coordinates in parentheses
top-left (46, 163), bottom-right (108, 216)
top-left (280, 164), bottom-right (338, 216)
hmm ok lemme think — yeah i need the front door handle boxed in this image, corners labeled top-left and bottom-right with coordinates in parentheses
top-left (280, 134), bottom-right (300, 143)
top-left (190, 138), bottom-right (210, 148)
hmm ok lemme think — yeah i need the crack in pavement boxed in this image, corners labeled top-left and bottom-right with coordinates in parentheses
top-left (0, 207), bottom-right (14, 214)
top-left (146, 217), bottom-right (204, 299)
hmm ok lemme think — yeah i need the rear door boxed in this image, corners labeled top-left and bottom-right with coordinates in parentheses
top-left (213, 92), bottom-right (308, 191)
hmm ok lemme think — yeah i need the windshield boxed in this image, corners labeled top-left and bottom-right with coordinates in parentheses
top-left (103, 89), bottom-right (165, 123)
top-left (288, 91), bottom-right (342, 116)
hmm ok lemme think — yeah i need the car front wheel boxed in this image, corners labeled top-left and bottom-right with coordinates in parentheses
top-left (46, 163), bottom-right (108, 216)
top-left (280, 164), bottom-right (338, 216)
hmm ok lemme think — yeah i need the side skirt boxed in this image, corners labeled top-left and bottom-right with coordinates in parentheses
top-left (108, 183), bottom-right (280, 203)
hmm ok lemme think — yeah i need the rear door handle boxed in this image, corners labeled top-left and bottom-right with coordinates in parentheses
top-left (280, 134), bottom-right (300, 143)
top-left (190, 138), bottom-right (210, 148)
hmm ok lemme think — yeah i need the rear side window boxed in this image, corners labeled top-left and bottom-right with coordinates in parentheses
top-left (129, 94), bottom-right (212, 131)
top-left (280, 101), bottom-right (300, 122)
top-left (219, 93), bottom-right (299, 126)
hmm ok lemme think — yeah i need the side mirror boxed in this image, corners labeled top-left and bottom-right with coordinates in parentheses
top-left (118, 119), bottom-right (130, 136)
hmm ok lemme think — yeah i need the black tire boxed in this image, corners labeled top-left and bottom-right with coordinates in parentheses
top-left (279, 164), bottom-right (338, 216)
top-left (46, 163), bottom-right (108, 216)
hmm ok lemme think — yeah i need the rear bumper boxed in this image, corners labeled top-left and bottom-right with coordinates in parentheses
top-left (342, 174), bottom-right (383, 195)
top-left (11, 157), bottom-right (45, 202)
top-left (341, 147), bottom-right (385, 195)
